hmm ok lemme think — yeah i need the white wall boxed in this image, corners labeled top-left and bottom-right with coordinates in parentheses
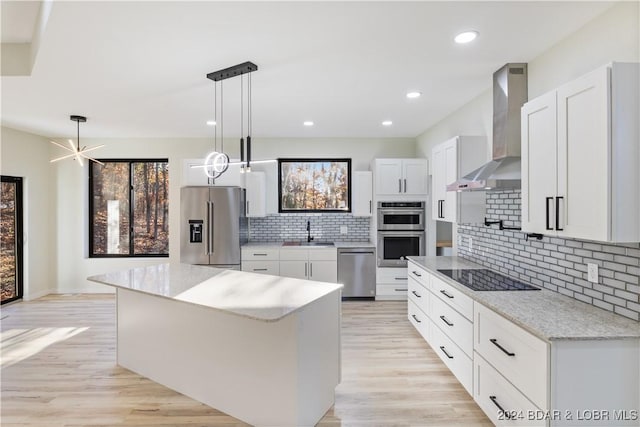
top-left (0, 126), bottom-right (54, 299)
top-left (416, 1), bottom-right (640, 253)
top-left (50, 136), bottom-right (414, 293)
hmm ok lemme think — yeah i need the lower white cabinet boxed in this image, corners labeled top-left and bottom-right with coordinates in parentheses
top-left (376, 267), bottom-right (408, 300)
top-left (407, 260), bottom-right (640, 427)
top-left (279, 248), bottom-right (337, 282)
top-left (241, 246), bottom-right (337, 282)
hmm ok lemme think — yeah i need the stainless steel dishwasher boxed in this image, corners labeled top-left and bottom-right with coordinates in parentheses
top-left (337, 247), bottom-right (376, 299)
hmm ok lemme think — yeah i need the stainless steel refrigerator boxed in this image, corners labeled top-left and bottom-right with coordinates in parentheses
top-left (180, 186), bottom-right (247, 268)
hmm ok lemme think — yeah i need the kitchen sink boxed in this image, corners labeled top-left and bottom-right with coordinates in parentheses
top-left (282, 241), bottom-right (334, 247)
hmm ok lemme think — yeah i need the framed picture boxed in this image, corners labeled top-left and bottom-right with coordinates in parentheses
top-left (278, 158), bottom-right (351, 212)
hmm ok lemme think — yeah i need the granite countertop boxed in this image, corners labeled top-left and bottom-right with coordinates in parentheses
top-left (88, 263), bottom-right (342, 323)
top-left (408, 256), bottom-right (640, 342)
top-left (242, 241), bottom-right (375, 249)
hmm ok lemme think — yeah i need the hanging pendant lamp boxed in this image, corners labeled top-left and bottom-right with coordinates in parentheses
top-left (50, 115), bottom-right (104, 166)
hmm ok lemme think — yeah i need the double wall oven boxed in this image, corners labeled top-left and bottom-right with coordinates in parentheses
top-left (377, 202), bottom-right (425, 267)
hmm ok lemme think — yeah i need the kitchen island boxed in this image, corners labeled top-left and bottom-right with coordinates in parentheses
top-left (88, 263), bottom-right (343, 427)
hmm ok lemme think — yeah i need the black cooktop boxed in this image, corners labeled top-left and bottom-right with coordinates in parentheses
top-left (437, 269), bottom-right (540, 291)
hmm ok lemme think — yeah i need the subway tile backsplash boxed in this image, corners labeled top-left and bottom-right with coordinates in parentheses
top-left (457, 190), bottom-right (640, 321)
top-left (249, 213), bottom-right (370, 242)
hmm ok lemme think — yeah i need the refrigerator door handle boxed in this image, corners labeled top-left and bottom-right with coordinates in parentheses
top-left (206, 201), bottom-right (211, 255)
top-left (209, 201), bottom-right (215, 254)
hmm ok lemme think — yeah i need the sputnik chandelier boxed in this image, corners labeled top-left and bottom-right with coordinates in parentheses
top-left (50, 115), bottom-right (104, 166)
top-left (203, 61), bottom-right (257, 179)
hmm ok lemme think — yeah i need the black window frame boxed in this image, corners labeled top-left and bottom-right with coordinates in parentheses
top-left (89, 158), bottom-right (169, 258)
top-left (1, 175), bottom-right (24, 304)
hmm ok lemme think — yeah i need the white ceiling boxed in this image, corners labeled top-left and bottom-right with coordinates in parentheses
top-left (1, 1), bottom-right (614, 139)
top-left (1, 1), bottom-right (41, 43)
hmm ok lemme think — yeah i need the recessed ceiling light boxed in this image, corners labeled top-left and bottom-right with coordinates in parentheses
top-left (382, 120), bottom-right (393, 126)
top-left (303, 121), bottom-right (314, 126)
top-left (406, 91), bottom-right (421, 99)
top-left (454, 30), bottom-right (478, 44)
top-left (206, 120), bottom-right (217, 126)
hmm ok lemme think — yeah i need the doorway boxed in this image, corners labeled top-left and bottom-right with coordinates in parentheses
top-left (1, 176), bottom-right (24, 304)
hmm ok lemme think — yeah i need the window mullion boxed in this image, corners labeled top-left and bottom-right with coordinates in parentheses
top-left (129, 161), bottom-right (135, 256)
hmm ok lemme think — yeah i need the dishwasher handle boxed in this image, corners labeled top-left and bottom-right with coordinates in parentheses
top-left (340, 251), bottom-right (375, 255)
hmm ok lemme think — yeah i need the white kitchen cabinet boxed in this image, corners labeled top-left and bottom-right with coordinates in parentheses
top-left (352, 171), bottom-right (373, 217)
top-left (279, 247), bottom-right (337, 282)
top-left (376, 267), bottom-right (408, 300)
top-left (521, 62), bottom-right (639, 242)
top-left (373, 158), bottom-right (427, 196)
top-left (241, 246), bottom-right (280, 275)
top-left (244, 171), bottom-right (266, 218)
top-left (430, 136), bottom-right (486, 223)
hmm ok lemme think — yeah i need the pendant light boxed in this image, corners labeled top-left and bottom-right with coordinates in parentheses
top-left (50, 115), bottom-right (104, 166)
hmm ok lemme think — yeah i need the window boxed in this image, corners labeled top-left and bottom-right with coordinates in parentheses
top-left (89, 159), bottom-right (169, 257)
top-left (278, 158), bottom-right (351, 213)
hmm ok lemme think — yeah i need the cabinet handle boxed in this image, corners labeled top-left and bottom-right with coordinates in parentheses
top-left (411, 314), bottom-right (422, 323)
top-left (310, 262), bottom-right (313, 277)
top-left (394, 288), bottom-right (408, 292)
top-left (439, 315), bottom-right (454, 327)
top-left (398, 179), bottom-right (402, 193)
top-left (489, 396), bottom-right (511, 419)
top-left (369, 200), bottom-right (372, 214)
top-left (394, 277), bottom-right (407, 281)
top-left (545, 197), bottom-right (554, 230)
top-left (253, 253), bottom-right (267, 256)
top-left (440, 289), bottom-right (454, 299)
top-left (246, 201), bottom-right (249, 215)
top-left (305, 262), bottom-right (308, 277)
top-left (253, 268), bottom-right (268, 272)
top-left (404, 178), bottom-right (407, 193)
top-left (490, 338), bottom-right (516, 356)
top-left (412, 271), bottom-right (422, 277)
top-left (411, 290), bottom-right (421, 298)
top-left (555, 196), bottom-right (564, 231)
top-left (439, 346), bottom-right (454, 359)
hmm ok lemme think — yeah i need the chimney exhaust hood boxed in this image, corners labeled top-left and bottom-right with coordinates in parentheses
top-left (447, 63), bottom-right (528, 191)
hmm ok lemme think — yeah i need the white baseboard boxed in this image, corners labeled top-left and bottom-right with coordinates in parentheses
top-left (23, 289), bottom-right (52, 301)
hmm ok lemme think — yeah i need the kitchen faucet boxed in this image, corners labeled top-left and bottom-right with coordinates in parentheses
top-left (306, 220), bottom-right (314, 243)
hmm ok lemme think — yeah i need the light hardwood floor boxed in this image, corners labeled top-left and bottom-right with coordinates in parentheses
top-left (1, 295), bottom-right (492, 426)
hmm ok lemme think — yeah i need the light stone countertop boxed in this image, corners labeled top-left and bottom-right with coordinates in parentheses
top-left (408, 256), bottom-right (640, 341)
top-left (242, 241), bottom-right (375, 249)
top-left (88, 263), bottom-right (342, 322)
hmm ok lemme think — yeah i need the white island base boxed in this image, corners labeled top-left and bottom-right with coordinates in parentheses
top-left (90, 264), bottom-right (342, 427)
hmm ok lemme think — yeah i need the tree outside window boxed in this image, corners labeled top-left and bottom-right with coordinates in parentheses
top-left (89, 159), bottom-right (169, 257)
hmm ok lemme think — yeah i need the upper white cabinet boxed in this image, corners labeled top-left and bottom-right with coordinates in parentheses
top-left (431, 136), bottom-right (486, 223)
top-left (352, 171), bottom-right (373, 217)
top-left (373, 159), bottom-right (427, 195)
top-left (521, 62), bottom-right (639, 242)
top-left (244, 171), bottom-right (266, 218)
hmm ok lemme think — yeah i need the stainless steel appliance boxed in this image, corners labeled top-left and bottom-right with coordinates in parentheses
top-left (377, 201), bottom-right (426, 267)
top-left (377, 201), bottom-right (425, 230)
top-left (338, 247), bottom-right (376, 298)
top-left (180, 186), bottom-right (247, 268)
top-left (438, 269), bottom-right (540, 291)
top-left (447, 63), bottom-right (528, 191)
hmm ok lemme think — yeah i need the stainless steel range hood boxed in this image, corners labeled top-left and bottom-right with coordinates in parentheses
top-left (447, 63), bottom-right (528, 191)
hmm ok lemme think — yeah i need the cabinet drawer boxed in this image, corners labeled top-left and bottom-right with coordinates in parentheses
top-left (241, 261), bottom-right (279, 275)
top-left (376, 284), bottom-right (407, 299)
top-left (308, 248), bottom-right (337, 261)
top-left (431, 275), bottom-right (473, 320)
top-left (430, 294), bottom-right (473, 358)
top-left (377, 268), bottom-right (408, 283)
top-left (408, 276), bottom-right (429, 314)
top-left (279, 248), bottom-right (308, 261)
top-left (474, 353), bottom-right (544, 427)
top-left (407, 263), bottom-right (430, 288)
top-left (408, 300), bottom-right (430, 342)
top-left (241, 248), bottom-right (279, 261)
top-left (474, 303), bottom-right (549, 410)
top-left (429, 320), bottom-right (473, 395)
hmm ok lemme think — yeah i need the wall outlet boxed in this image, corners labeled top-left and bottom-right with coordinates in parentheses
top-left (587, 263), bottom-right (599, 283)
top-left (468, 237), bottom-right (473, 252)
top-left (340, 226), bottom-right (348, 235)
